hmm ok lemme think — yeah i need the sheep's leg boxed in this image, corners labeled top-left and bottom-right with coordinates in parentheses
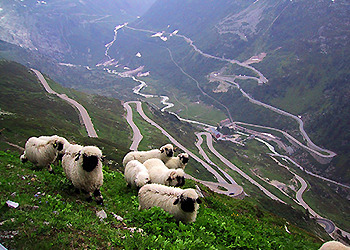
top-left (20, 153), bottom-right (28, 163)
top-left (82, 190), bottom-right (93, 202)
top-left (93, 189), bottom-right (103, 205)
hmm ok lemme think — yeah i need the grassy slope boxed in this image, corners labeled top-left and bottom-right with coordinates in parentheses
top-left (0, 60), bottom-right (332, 247)
top-left (0, 60), bottom-right (130, 168)
top-left (0, 150), bottom-right (324, 249)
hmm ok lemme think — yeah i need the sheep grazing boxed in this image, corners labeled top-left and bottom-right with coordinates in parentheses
top-left (138, 184), bottom-right (202, 223)
top-left (20, 135), bottom-right (69, 173)
top-left (165, 152), bottom-right (189, 169)
top-left (143, 158), bottom-right (185, 187)
top-left (319, 241), bottom-right (350, 250)
top-left (122, 144), bottom-right (174, 167)
top-left (62, 145), bottom-right (104, 204)
top-left (124, 160), bottom-right (151, 188)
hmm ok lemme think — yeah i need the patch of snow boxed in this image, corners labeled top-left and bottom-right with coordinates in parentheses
top-left (59, 63), bottom-right (78, 67)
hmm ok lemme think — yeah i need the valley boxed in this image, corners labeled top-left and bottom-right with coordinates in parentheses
top-left (1, 0), bottom-right (350, 248)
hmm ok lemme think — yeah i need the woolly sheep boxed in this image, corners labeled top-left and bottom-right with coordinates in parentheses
top-left (138, 183), bottom-right (202, 223)
top-left (38, 135), bottom-right (70, 162)
top-left (62, 145), bottom-right (104, 204)
top-left (122, 144), bottom-right (174, 167)
top-left (124, 160), bottom-right (151, 188)
top-left (143, 158), bottom-right (185, 187)
top-left (165, 153), bottom-right (189, 169)
top-left (319, 241), bottom-right (350, 250)
top-left (20, 135), bottom-right (68, 173)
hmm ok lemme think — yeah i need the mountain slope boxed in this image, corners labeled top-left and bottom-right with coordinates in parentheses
top-left (0, 60), bottom-right (130, 164)
top-left (110, 0), bottom-right (350, 183)
top-left (0, 0), bottom-right (156, 64)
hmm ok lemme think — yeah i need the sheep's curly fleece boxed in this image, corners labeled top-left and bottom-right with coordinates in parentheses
top-left (165, 153), bottom-right (189, 169)
top-left (62, 145), bottom-right (103, 203)
top-left (138, 183), bottom-right (200, 223)
top-left (319, 241), bottom-right (350, 250)
top-left (20, 136), bottom-right (65, 172)
top-left (143, 158), bottom-right (185, 187)
top-left (122, 144), bottom-right (174, 167)
top-left (124, 160), bottom-right (150, 188)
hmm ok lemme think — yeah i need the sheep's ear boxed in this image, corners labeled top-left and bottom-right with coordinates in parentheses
top-left (196, 198), bottom-right (202, 204)
top-left (160, 148), bottom-right (164, 153)
top-left (101, 155), bottom-right (106, 162)
top-left (169, 171), bottom-right (176, 180)
top-left (173, 198), bottom-right (179, 205)
top-left (75, 152), bottom-right (81, 161)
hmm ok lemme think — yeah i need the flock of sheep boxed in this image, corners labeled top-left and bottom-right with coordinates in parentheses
top-left (19, 135), bottom-right (349, 248)
top-left (20, 136), bottom-right (201, 223)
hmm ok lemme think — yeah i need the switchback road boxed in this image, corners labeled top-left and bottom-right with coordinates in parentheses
top-left (31, 69), bottom-right (98, 138)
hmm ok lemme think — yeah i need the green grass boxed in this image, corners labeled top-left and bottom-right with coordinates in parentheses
top-left (0, 150), bottom-right (325, 249)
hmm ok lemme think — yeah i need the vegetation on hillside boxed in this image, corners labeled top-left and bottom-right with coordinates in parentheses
top-left (0, 150), bottom-right (325, 249)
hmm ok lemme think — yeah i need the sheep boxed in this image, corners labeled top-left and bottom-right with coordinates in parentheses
top-left (138, 184), bottom-right (202, 223)
top-left (122, 144), bottom-right (174, 167)
top-left (319, 241), bottom-right (350, 250)
top-left (62, 145), bottom-right (104, 204)
top-left (124, 160), bottom-right (151, 188)
top-left (20, 135), bottom-right (68, 173)
top-left (143, 158), bottom-right (185, 187)
top-left (165, 152), bottom-right (189, 169)
top-left (38, 135), bottom-right (70, 162)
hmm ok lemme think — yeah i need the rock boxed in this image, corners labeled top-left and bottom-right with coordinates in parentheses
top-left (96, 210), bottom-right (107, 220)
top-left (6, 200), bottom-right (19, 208)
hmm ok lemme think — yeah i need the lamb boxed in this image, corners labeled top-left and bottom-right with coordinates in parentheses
top-left (62, 145), bottom-right (104, 204)
top-left (165, 153), bottom-right (189, 169)
top-left (20, 135), bottom-right (69, 173)
top-left (143, 158), bottom-right (185, 187)
top-left (319, 241), bottom-right (350, 250)
top-left (122, 144), bottom-right (174, 167)
top-left (138, 184), bottom-right (202, 223)
top-left (124, 160), bottom-right (151, 188)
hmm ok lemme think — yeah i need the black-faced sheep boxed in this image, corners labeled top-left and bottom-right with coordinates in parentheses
top-left (62, 145), bottom-right (104, 204)
top-left (319, 241), bottom-right (350, 250)
top-left (124, 160), bottom-right (151, 188)
top-left (143, 158), bottom-right (185, 187)
top-left (122, 144), bottom-right (174, 167)
top-left (138, 184), bottom-right (202, 223)
top-left (165, 152), bottom-right (189, 169)
top-left (20, 135), bottom-right (69, 173)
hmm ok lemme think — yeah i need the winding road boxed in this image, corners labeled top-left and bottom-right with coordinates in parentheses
top-left (106, 24), bottom-right (348, 238)
top-left (124, 101), bottom-right (244, 197)
top-left (31, 69), bottom-right (98, 138)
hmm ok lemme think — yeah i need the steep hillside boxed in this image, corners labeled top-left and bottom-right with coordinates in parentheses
top-left (0, 60), bottom-right (130, 164)
top-left (0, 150), bottom-right (326, 249)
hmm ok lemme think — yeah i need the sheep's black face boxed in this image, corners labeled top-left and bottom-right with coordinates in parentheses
top-left (57, 142), bottom-right (64, 151)
top-left (82, 155), bottom-right (99, 172)
top-left (180, 198), bottom-right (196, 213)
top-left (166, 148), bottom-right (173, 157)
top-left (181, 156), bottom-right (189, 164)
top-left (175, 176), bottom-right (185, 187)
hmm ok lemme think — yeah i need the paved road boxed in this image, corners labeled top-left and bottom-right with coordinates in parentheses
top-left (316, 218), bottom-right (336, 234)
top-left (198, 132), bottom-right (284, 203)
top-left (124, 101), bottom-right (244, 197)
top-left (31, 69), bottom-right (98, 138)
top-left (123, 102), bottom-right (143, 150)
top-left (212, 74), bottom-right (336, 159)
